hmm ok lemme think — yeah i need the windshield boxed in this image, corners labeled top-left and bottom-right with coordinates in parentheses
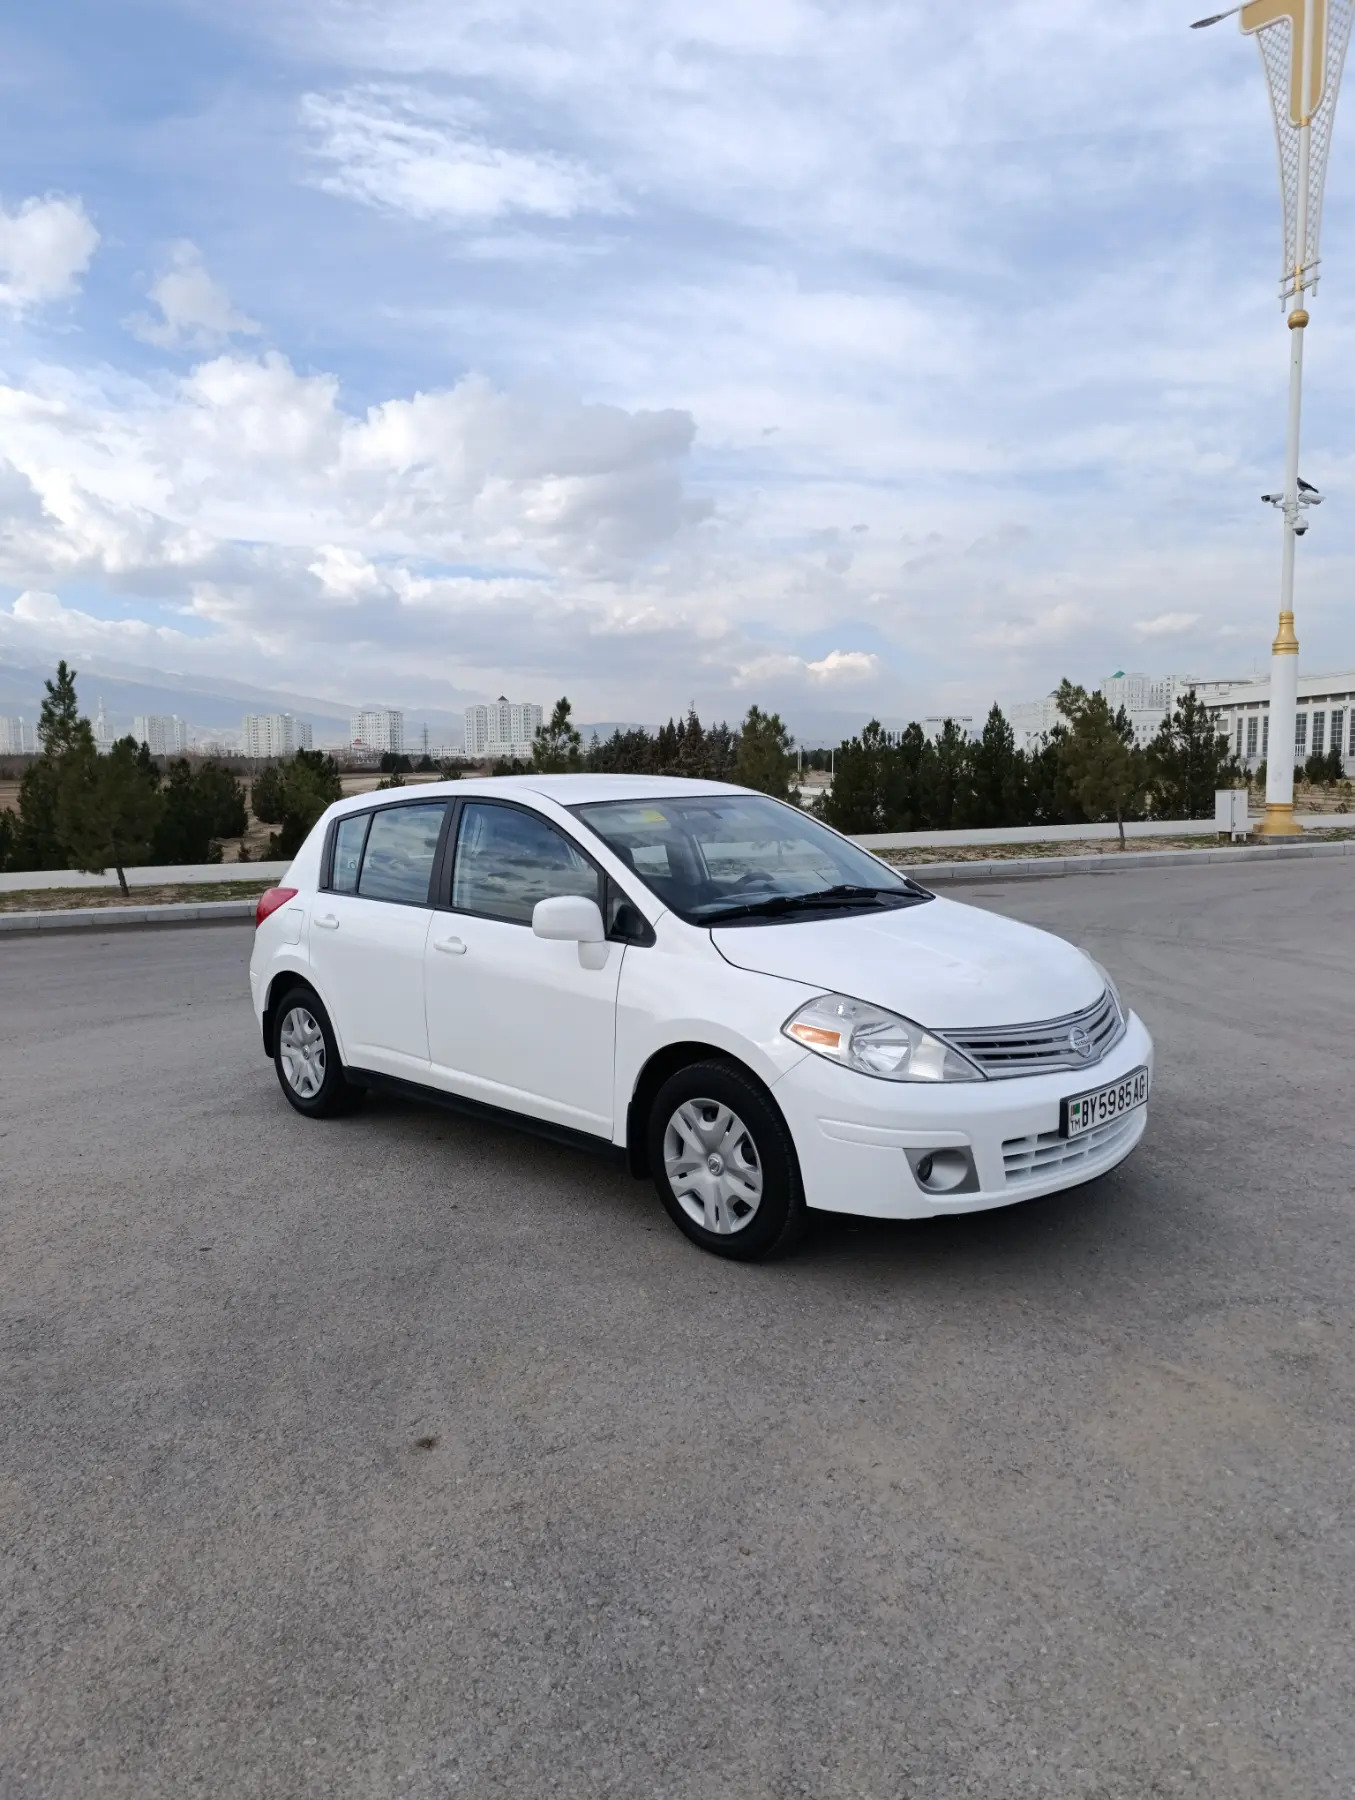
top-left (570, 792), bottom-right (929, 925)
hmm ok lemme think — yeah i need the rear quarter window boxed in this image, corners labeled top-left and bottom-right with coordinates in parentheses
top-left (330, 813), bottom-right (369, 894)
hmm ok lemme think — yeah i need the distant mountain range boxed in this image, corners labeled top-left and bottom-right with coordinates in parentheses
top-left (0, 649), bottom-right (908, 751)
top-left (0, 653), bottom-right (493, 749)
top-left (0, 653), bottom-right (667, 751)
top-left (0, 654), bottom-right (347, 740)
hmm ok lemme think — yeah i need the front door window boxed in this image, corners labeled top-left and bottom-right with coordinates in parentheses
top-left (452, 802), bottom-right (602, 923)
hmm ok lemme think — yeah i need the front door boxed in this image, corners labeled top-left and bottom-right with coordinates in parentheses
top-left (307, 800), bottom-right (448, 1078)
top-left (423, 800), bottom-right (621, 1136)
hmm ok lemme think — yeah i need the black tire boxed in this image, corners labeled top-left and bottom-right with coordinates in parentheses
top-left (647, 1059), bottom-right (807, 1261)
top-left (271, 985), bottom-right (365, 1119)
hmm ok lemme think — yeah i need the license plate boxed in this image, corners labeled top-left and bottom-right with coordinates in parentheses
top-left (1060, 1066), bottom-right (1150, 1139)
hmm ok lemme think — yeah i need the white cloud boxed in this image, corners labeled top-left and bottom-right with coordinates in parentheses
top-left (127, 242), bottom-right (262, 349)
top-left (734, 648), bottom-right (880, 688)
top-left (0, 354), bottom-right (699, 581)
top-left (1135, 611), bottom-right (1202, 637)
top-left (973, 605), bottom-right (1093, 653)
top-left (0, 196), bottom-right (99, 311)
top-left (6, 1), bottom-right (1355, 727)
top-left (0, 351), bottom-right (716, 708)
top-left (4, 588), bottom-right (197, 655)
top-left (308, 544), bottom-right (387, 603)
top-left (302, 87), bottom-right (620, 226)
top-left (805, 649), bottom-right (878, 682)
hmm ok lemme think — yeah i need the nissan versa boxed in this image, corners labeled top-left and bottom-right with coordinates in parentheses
top-left (249, 777), bottom-right (1153, 1259)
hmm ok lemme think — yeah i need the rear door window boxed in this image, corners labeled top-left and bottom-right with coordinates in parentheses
top-left (355, 803), bottom-right (447, 905)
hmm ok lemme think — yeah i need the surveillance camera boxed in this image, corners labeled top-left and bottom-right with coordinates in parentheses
top-left (1293, 517), bottom-right (1309, 535)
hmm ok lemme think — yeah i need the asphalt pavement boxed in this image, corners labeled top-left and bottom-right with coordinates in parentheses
top-left (2, 861), bottom-right (1353, 1799)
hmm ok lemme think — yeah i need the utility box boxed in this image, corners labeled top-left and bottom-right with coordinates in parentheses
top-left (1215, 788), bottom-right (1251, 840)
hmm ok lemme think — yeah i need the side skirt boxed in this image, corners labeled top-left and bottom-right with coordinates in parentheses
top-left (348, 1068), bottom-right (630, 1168)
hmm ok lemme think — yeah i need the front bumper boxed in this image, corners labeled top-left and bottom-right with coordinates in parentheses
top-left (774, 1012), bottom-right (1154, 1220)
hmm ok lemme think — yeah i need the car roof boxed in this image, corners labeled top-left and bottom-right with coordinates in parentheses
top-left (328, 773), bottom-right (755, 816)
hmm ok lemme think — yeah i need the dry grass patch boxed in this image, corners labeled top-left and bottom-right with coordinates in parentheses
top-left (0, 880), bottom-right (272, 913)
top-left (881, 827), bottom-right (1355, 868)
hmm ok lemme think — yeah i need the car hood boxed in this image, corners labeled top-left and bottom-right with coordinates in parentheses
top-left (710, 895), bottom-right (1104, 1030)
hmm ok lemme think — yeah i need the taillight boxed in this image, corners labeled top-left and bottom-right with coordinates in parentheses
top-left (255, 887), bottom-right (298, 927)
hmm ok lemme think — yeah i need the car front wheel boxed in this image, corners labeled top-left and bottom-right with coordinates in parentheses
top-left (647, 1060), bottom-right (806, 1261)
top-left (272, 986), bottom-right (365, 1118)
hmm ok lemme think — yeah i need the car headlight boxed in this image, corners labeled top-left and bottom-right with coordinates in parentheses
top-left (782, 994), bottom-right (983, 1083)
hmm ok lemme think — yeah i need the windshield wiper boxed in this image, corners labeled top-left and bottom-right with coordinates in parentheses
top-left (698, 884), bottom-right (925, 925)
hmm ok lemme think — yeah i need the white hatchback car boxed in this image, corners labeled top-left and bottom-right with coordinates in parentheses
top-left (250, 776), bottom-right (1153, 1259)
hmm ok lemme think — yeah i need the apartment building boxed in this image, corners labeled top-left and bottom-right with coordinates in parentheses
top-left (1007, 694), bottom-right (1063, 751)
top-left (1009, 673), bottom-right (1184, 752)
top-left (132, 714), bottom-right (190, 756)
top-left (241, 713), bottom-right (313, 758)
top-left (464, 698), bottom-right (543, 762)
top-left (350, 709), bottom-right (404, 757)
top-left (1099, 671), bottom-right (1178, 717)
top-left (0, 715), bottom-right (28, 755)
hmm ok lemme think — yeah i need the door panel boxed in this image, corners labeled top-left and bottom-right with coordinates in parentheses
top-left (307, 801), bottom-right (448, 1077)
top-left (309, 895), bottom-right (435, 1076)
top-left (424, 801), bottom-right (621, 1134)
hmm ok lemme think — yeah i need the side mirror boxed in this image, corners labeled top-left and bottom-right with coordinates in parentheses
top-left (532, 895), bottom-right (606, 944)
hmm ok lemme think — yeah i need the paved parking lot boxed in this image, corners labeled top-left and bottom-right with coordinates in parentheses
top-left (3, 860), bottom-right (1353, 1799)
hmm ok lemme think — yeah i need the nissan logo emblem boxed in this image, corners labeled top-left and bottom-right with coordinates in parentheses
top-left (1069, 1026), bottom-right (1095, 1060)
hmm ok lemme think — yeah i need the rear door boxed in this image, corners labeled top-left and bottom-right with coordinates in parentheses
top-left (308, 800), bottom-right (450, 1079)
top-left (423, 799), bottom-right (622, 1136)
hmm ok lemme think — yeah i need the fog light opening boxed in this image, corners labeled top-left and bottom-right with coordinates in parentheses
top-left (907, 1146), bottom-right (978, 1195)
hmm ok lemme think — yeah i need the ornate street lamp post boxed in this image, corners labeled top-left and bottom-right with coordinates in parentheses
top-left (1194, 0), bottom-right (1352, 833)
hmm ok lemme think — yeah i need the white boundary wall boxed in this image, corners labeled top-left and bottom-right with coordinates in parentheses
top-left (2, 813), bottom-right (1354, 894)
top-left (855, 815), bottom-right (1355, 850)
top-left (0, 862), bottom-right (291, 894)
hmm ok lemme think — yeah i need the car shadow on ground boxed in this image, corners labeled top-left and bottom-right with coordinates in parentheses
top-left (798, 1176), bottom-right (1141, 1279)
top-left (350, 1084), bottom-right (1151, 1292)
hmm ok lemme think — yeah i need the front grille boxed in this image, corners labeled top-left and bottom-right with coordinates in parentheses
top-left (945, 988), bottom-right (1123, 1079)
top-left (1002, 1110), bottom-right (1140, 1185)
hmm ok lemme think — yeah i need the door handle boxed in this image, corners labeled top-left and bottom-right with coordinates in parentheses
top-left (434, 936), bottom-right (467, 955)
top-left (315, 914), bottom-right (340, 931)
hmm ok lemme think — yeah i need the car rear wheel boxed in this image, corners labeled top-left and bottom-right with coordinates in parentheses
top-left (647, 1060), bottom-right (806, 1261)
top-left (272, 986), bottom-right (365, 1118)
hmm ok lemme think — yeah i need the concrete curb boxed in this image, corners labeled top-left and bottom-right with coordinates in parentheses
top-left (0, 837), bottom-right (1351, 932)
top-left (0, 900), bottom-right (258, 937)
top-left (897, 838), bottom-right (1355, 885)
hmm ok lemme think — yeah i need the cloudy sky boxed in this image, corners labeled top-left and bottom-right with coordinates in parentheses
top-left (0, 0), bottom-right (1353, 734)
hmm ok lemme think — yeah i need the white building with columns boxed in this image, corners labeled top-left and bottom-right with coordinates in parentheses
top-left (1010, 669), bottom-right (1355, 772)
top-left (1196, 671), bottom-right (1355, 773)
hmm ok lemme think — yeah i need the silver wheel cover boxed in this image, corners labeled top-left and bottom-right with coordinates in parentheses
top-left (663, 1098), bottom-right (764, 1235)
top-left (279, 1005), bottom-right (326, 1100)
